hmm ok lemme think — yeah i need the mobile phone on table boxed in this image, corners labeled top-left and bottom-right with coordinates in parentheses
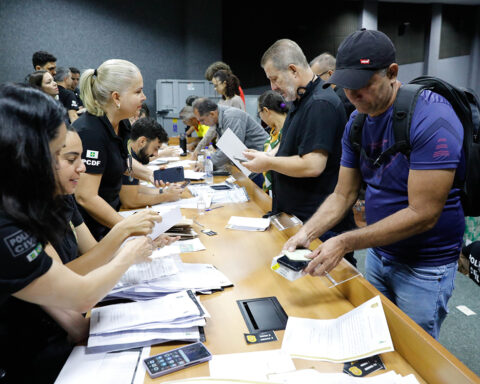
top-left (210, 184), bottom-right (231, 190)
top-left (153, 166), bottom-right (185, 183)
top-left (144, 342), bottom-right (212, 378)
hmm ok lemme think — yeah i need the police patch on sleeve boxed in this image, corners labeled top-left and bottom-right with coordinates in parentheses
top-left (3, 230), bottom-right (43, 262)
top-left (86, 149), bottom-right (99, 159)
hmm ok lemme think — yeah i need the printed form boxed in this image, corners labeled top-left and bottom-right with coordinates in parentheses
top-left (281, 296), bottom-right (394, 362)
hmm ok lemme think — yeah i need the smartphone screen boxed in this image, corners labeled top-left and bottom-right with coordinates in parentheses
top-left (154, 166), bottom-right (185, 183)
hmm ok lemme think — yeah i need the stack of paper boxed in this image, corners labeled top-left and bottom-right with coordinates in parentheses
top-left (226, 216), bottom-right (270, 231)
top-left (54, 346), bottom-right (150, 384)
top-left (114, 255), bottom-right (181, 289)
top-left (269, 370), bottom-right (420, 384)
top-left (105, 263), bottom-right (233, 301)
top-left (88, 290), bottom-right (208, 353)
top-left (281, 296), bottom-right (394, 363)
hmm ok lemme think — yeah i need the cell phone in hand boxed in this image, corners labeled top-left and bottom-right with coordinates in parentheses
top-left (277, 255), bottom-right (309, 271)
top-left (180, 180), bottom-right (191, 188)
top-left (153, 166), bottom-right (185, 183)
top-left (144, 342), bottom-right (212, 378)
top-left (234, 155), bottom-right (248, 162)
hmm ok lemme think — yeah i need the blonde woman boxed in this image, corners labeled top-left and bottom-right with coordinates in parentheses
top-left (73, 59), bottom-right (158, 240)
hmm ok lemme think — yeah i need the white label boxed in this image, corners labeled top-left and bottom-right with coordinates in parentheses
top-left (456, 305), bottom-right (476, 316)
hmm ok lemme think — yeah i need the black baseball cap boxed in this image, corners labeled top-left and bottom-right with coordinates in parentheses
top-left (324, 29), bottom-right (396, 90)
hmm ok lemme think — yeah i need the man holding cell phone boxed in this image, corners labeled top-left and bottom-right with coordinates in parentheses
top-left (119, 118), bottom-right (183, 209)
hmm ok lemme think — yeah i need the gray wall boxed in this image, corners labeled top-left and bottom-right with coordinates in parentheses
top-left (0, 0), bottom-right (222, 113)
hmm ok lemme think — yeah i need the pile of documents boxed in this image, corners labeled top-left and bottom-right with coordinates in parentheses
top-left (281, 296), bottom-right (394, 363)
top-left (88, 290), bottom-right (208, 353)
top-left (104, 256), bottom-right (233, 301)
top-left (226, 216), bottom-right (271, 231)
top-left (54, 346), bottom-right (150, 384)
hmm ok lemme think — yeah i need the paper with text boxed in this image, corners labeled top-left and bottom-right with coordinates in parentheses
top-left (281, 296), bottom-right (394, 362)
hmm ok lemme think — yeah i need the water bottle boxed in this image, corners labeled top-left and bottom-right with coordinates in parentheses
top-left (197, 194), bottom-right (206, 215)
top-left (180, 132), bottom-right (187, 156)
top-left (203, 146), bottom-right (210, 168)
top-left (205, 155), bottom-right (214, 185)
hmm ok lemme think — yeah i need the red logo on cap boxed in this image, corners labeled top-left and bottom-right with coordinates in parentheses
top-left (360, 59), bottom-right (370, 64)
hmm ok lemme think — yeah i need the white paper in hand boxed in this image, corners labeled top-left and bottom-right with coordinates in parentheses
top-left (216, 128), bottom-right (252, 177)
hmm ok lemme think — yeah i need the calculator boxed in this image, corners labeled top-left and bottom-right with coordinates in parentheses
top-left (144, 342), bottom-right (212, 378)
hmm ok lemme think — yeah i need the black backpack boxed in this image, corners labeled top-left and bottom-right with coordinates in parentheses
top-left (349, 76), bottom-right (480, 217)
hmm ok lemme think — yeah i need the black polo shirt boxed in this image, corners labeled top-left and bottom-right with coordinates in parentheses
top-left (271, 77), bottom-right (354, 233)
top-left (58, 85), bottom-right (80, 111)
top-left (0, 210), bottom-right (72, 383)
top-left (73, 112), bottom-right (131, 240)
top-left (73, 87), bottom-right (84, 107)
top-left (51, 195), bottom-right (83, 264)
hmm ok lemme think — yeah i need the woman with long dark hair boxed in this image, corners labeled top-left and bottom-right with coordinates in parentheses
top-left (0, 83), bottom-right (153, 383)
top-left (212, 70), bottom-right (245, 111)
top-left (28, 69), bottom-right (59, 98)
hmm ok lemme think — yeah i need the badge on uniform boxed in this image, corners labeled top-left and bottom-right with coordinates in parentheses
top-left (244, 330), bottom-right (277, 344)
top-left (343, 355), bottom-right (385, 377)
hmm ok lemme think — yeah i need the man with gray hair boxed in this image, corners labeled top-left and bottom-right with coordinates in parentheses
top-left (192, 98), bottom-right (268, 184)
top-left (310, 52), bottom-right (355, 118)
top-left (55, 67), bottom-right (80, 123)
top-left (243, 39), bottom-right (356, 264)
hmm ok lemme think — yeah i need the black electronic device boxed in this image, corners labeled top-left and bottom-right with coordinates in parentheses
top-left (180, 179), bottom-right (191, 188)
top-left (234, 155), bottom-right (248, 163)
top-left (212, 170), bottom-right (230, 176)
top-left (210, 184), bottom-right (232, 191)
top-left (144, 342), bottom-right (212, 379)
top-left (153, 166), bottom-right (185, 183)
top-left (237, 296), bottom-right (288, 333)
top-left (277, 255), bottom-right (309, 272)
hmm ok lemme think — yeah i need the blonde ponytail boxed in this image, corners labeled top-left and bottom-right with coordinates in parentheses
top-left (79, 59), bottom-right (140, 117)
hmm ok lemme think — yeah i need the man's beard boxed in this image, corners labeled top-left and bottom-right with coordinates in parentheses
top-left (137, 146), bottom-right (151, 165)
top-left (282, 82), bottom-right (297, 102)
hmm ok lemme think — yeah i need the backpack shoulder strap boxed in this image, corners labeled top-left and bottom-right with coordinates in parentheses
top-left (374, 83), bottom-right (426, 167)
top-left (349, 113), bottom-right (367, 155)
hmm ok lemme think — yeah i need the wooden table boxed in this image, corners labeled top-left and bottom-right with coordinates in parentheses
top-left (144, 165), bottom-right (479, 384)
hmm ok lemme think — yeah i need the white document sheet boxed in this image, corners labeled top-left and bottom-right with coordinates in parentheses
top-left (269, 369), bottom-right (420, 384)
top-left (209, 349), bottom-right (295, 381)
top-left (90, 291), bottom-right (202, 335)
top-left (115, 255), bottom-right (180, 288)
top-left (152, 197), bottom-right (200, 209)
top-left (281, 296), bottom-right (394, 362)
top-left (226, 216), bottom-right (270, 231)
top-left (216, 128), bottom-right (252, 177)
top-left (184, 169), bottom-right (206, 179)
top-left (54, 346), bottom-right (149, 384)
top-left (119, 206), bottom-right (182, 240)
top-left (151, 238), bottom-right (206, 257)
top-left (87, 327), bottom-right (200, 353)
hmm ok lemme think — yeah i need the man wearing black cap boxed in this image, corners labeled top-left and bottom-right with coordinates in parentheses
top-left (284, 29), bottom-right (465, 339)
top-left (242, 39), bottom-right (356, 265)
